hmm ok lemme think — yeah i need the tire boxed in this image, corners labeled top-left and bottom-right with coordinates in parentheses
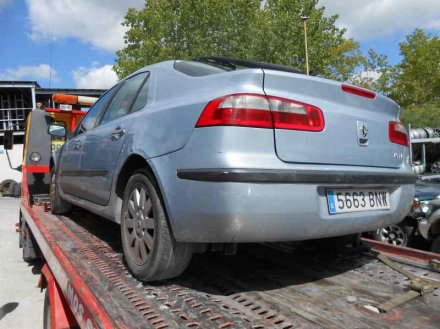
top-left (12, 182), bottom-right (21, 198)
top-left (120, 169), bottom-right (192, 282)
top-left (50, 170), bottom-right (71, 215)
top-left (22, 222), bottom-right (40, 262)
top-left (43, 288), bottom-right (51, 329)
top-left (0, 179), bottom-right (16, 196)
top-left (372, 222), bottom-right (415, 247)
top-left (431, 236), bottom-right (440, 254)
top-left (19, 216), bottom-right (24, 248)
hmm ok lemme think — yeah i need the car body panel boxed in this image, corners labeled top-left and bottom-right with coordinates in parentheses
top-left (414, 181), bottom-right (440, 201)
top-left (78, 114), bottom-right (133, 205)
top-left (148, 126), bottom-right (414, 242)
top-left (263, 70), bottom-right (404, 168)
top-left (58, 134), bottom-right (84, 196)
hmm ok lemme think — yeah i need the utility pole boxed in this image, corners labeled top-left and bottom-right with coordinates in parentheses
top-left (301, 16), bottom-right (310, 76)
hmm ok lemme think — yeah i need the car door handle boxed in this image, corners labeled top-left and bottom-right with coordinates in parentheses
top-left (111, 127), bottom-right (125, 140)
top-left (74, 141), bottom-right (83, 150)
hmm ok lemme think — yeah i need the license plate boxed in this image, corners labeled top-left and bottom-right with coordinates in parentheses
top-left (327, 189), bottom-right (390, 214)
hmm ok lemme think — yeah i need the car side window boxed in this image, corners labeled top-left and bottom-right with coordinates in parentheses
top-left (100, 72), bottom-right (148, 125)
top-left (75, 85), bottom-right (119, 135)
top-left (131, 76), bottom-right (151, 113)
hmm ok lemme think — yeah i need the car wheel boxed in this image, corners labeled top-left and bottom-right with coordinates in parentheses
top-left (372, 223), bottom-right (414, 247)
top-left (50, 170), bottom-right (71, 214)
top-left (121, 169), bottom-right (192, 282)
top-left (431, 236), bottom-right (440, 254)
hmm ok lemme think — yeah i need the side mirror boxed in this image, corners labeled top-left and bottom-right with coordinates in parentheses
top-left (3, 131), bottom-right (13, 150)
top-left (48, 124), bottom-right (66, 138)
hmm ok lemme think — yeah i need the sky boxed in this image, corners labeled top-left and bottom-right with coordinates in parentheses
top-left (0, 0), bottom-right (439, 89)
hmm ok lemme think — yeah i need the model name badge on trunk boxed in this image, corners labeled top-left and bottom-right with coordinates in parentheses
top-left (327, 189), bottom-right (390, 214)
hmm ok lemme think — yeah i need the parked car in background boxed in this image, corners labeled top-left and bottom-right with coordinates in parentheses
top-left (372, 180), bottom-right (440, 248)
top-left (48, 57), bottom-right (416, 282)
top-left (418, 196), bottom-right (440, 253)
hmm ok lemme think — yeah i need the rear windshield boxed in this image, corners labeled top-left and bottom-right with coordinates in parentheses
top-left (174, 58), bottom-right (303, 76)
top-left (173, 61), bottom-right (231, 77)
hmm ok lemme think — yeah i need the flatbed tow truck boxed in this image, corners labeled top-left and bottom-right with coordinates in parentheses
top-left (7, 97), bottom-right (440, 329)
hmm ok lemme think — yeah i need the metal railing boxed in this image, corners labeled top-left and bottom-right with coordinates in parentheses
top-left (0, 107), bottom-right (32, 131)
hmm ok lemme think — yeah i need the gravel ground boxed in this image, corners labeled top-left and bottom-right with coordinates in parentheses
top-left (0, 198), bottom-right (43, 329)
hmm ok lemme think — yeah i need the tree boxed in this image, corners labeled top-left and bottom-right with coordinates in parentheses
top-left (351, 49), bottom-right (397, 96)
top-left (252, 0), bottom-right (364, 81)
top-left (392, 29), bottom-right (440, 107)
top-left (114, 0), bottom-right (261, 78)
top-left (114, 0), bottom-right (364, 81)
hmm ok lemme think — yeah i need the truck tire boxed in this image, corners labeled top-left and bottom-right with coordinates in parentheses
top-left (19, 215), bottom-right (24, 248)
top-left (431, 236), bottom-right (440, 254)
top-left (43, 288), bottom-right (51, 329)
top-left (121, 169), bottom-right (192, 282)
top-left (50, 171), bottom-right (71, 215)
top-left (22, 222), bottom-right (40, 262)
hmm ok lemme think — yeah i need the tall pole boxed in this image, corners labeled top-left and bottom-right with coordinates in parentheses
top-left (301, 16), bottom-right (310, 76)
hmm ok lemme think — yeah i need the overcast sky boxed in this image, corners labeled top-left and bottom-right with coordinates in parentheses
top-left (0, 0), bottom-right (439, 89)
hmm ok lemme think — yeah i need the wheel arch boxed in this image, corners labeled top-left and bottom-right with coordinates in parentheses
top-left (114, 154), bottom-right (172, 229)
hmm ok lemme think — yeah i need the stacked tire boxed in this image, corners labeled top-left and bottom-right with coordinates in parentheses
top-left (0, 179), bottom-right (21, 197)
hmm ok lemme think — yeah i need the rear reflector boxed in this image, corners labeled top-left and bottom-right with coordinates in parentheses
top-left (196, 94), bottom-right (324, 131)
top-left (389, 121), bottom-right (409, 146)
top-left (341, 84), bottom-right (376, 99)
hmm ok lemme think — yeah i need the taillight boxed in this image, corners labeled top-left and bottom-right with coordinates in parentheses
top-left (341, 84), bottom-right (376, 99)
top-left (269, 96), bottom-right (324, 131)
top-left (389, 121), bottom-right (408, 146)
top-left (195, 94), bottom-right (272, 128)
top-left (196, 93), bottom-right (324, 132)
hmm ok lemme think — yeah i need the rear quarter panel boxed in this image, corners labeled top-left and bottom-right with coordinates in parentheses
top-left (121, 66), bottom-right (265, 160)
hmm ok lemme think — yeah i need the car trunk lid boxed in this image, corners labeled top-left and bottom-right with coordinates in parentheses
top-left (263, 70), bottom-right (405, 169)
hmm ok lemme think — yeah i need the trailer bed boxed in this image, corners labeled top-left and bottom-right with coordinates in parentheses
top-left (22, 203), bottom-right (440, 329)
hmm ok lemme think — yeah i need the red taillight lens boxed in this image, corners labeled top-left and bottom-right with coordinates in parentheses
top-left (389, 121), bottom-right (408, 146)
top-left (341, 84), bottom-right (376, 99)
top-left (269, 96), bottom-right (324, 131)
top-left (196, 94), bottom-right (324, 132)
top-left (195, 94), bottom-right (272, 128)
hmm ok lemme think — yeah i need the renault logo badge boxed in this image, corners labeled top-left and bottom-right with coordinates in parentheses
top-left (357, 121), bottom-right (368, 146)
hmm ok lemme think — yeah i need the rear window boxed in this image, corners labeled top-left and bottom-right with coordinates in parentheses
top-left (173, 61), bottom-right (230, 77)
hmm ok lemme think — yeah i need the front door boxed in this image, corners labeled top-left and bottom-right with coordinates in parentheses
top-left (59, 85), bottom-right (119, 198)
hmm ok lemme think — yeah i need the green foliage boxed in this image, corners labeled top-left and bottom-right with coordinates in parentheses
top-left (392, 29), bottom-right (440, 107)
top-left (400, 102), bottom-right (440, 128)
top-left (114, 0), bottom-right (262, 78)
top-left (114, 0), bottom-right (364, 80)
top-left (351, 49), bottom-right (397, 96)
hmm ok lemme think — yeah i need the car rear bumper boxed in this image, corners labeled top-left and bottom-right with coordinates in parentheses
top-left (177, 168), bottom-right (416, 184)
top-left (158, 168), bottom-right (415, 243)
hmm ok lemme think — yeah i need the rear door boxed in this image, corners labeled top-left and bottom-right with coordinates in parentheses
top-left (59, 88), bottom-right (117, 196)
top-left (263, 70), bottom-right (404, 169)
top-left (78, 72), bottom-right (150, 205)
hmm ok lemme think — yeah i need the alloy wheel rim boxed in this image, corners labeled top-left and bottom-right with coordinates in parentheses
top-left (124, 184), bottom-right (155, 266)
top-left (379, 225), bottom-right (407, 246)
